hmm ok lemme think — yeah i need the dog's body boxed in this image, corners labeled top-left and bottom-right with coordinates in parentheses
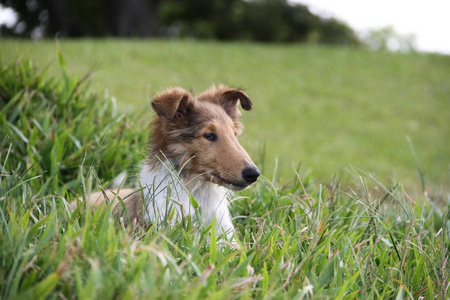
top-left (73, 85), bottom-right (259, 239)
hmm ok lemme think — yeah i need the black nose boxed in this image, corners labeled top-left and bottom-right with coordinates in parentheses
top-left (241, 167), bottom-right (260, 184)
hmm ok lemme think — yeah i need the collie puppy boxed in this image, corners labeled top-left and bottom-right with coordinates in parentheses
top-left (73, 85), bottom-right (260, 239)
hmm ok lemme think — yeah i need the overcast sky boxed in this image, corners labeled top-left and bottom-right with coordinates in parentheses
top-left (296, 0), bottom-right (450, 54)
top-left (1, 2), bottom-right (449, 54)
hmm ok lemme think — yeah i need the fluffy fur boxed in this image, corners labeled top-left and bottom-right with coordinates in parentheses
top-left (72, 85), bottom-right (260, 240)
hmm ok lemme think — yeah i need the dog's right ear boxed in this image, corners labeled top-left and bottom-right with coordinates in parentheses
top-left (151, 87), bottom-right (192, 120)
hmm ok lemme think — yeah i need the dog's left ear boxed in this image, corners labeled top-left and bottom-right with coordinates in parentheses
top-left (220, 88), bottom-right (253, 118)
top-left (151, 87), bottom-right (192, 121)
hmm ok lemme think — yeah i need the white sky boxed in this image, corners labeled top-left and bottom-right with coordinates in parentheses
top-left (1, 2), bottom-right (450, 54)
top-left (0, 5), bottom-right (16, 28)
top-left (295, 0), bottom-right (450, 54)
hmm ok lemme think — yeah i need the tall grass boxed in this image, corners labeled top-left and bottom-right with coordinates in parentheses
top-left (0, 49), bottom-right (145, 197)
top-left (0, 56), bottom-right (449, 299)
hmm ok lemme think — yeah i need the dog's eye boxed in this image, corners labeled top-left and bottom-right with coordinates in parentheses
top-left (203, 133), bottom-right (217, 141)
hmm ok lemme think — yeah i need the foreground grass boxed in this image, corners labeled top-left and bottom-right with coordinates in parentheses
top-left (1, 39), bottom-right (449, 190)
top-left (1, 165), bottom-right (449, 299)
top-left (1, 49), bottom-right (449, 299)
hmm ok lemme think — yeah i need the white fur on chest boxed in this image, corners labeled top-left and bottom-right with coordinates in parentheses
top-left (138, 162), bottom-right (234, 239)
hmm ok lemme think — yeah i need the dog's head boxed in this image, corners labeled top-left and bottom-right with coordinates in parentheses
top-left (150, 85), bottom-right (260, 190)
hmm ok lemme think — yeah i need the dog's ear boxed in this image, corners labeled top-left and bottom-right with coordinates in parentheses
top-left (151, 87), bottom-right (192, 120)
top-left (220, 87), bottom-right (253, 118)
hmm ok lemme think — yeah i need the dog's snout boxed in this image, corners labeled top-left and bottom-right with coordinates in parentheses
top-left (241, 167), bottom-right (260, 184)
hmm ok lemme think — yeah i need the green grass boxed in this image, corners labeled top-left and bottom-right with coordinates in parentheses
top-left (0, 51), bottom-right (145, 197)
top-left (0, 52), bottom-right (449, 299)
top-left (1, 39), bottom-right (449, 191)
top-left (2, 169), bottom-right (449, 299)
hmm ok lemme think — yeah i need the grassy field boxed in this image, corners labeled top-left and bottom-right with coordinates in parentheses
top-left (1, 39), bottom-right (449, 192)
top-left (0, 45), bottom-right (449, 299)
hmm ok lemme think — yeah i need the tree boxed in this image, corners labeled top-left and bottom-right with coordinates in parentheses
top-left (362, 26), bottom-right (416, 52)
top-left (1, 0), bottom-right (360, 46)
top-left (158, 0), bottom-right (360, 44)
top-left (0, 0), bottom-right (160, 37)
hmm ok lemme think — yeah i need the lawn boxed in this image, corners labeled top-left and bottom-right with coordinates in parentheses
top-left (0, 39), bottom-right (450, 192)
top-left (1, 39), bottom-right (449, 191)
top-left (0, 40), bottom-right (449, 299)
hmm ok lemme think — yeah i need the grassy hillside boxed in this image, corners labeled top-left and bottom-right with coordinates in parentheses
top-left (1, 39), bottom-right (449, 191)
top-left (1, 52), bottom-right (448, 299)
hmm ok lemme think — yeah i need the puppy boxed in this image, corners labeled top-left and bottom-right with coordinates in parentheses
top-left (73, 85), bottom-right (260, 240)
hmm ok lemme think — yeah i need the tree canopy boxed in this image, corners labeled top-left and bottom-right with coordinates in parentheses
top-left (1, 0), bottom-right (360, 45)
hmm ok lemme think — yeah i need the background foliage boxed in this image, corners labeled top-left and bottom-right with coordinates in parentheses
top-left (0, 0), bottom-right (359, 45)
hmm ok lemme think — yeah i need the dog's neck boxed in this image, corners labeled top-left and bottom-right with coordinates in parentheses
top-left (141, 157), bottom-right (220, 199)
top-left (138, 159), bottom-right (234, 238)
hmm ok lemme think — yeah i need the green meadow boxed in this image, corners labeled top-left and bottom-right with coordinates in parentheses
top-left (0, 40), bottom-right (449, 299)
top-left (2, 39), bottom-right (449, 190)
